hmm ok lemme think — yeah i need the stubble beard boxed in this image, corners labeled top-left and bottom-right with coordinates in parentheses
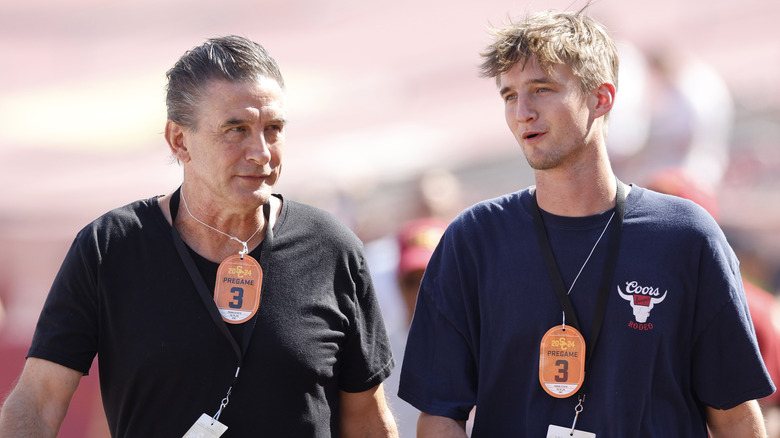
top-left (523, 148), bottom-right (565, 171)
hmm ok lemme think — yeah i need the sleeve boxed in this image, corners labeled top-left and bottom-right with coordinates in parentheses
top-left (743, 281), bottom-right (780, 403)
top-left (338, 252), bottom-right (395, 393)
top-left (398, 228), bottom-right (477, 421)
top-left (27, 229), bottom-right (100, 375)
top-left (691, 229), bottom-right (776, 409)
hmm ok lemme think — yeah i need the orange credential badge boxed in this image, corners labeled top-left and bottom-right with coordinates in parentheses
top-left (214, 254), bottom-right (263, 324)
top-left (539, 325), bottom-right (586, 398)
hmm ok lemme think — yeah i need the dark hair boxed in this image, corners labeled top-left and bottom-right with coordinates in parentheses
top-left (165, 35), bottom-right (285, 128)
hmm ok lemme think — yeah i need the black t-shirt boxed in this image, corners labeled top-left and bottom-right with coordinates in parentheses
top-left (29, 195), bottom-right (394, 437)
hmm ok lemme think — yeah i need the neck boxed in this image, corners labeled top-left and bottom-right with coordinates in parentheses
top-left (173, 188), bottom-right (273, 263)
top-left (534, 165), bottom-right (618, 217)
top-left (183, 188), bottom-right (265, 238)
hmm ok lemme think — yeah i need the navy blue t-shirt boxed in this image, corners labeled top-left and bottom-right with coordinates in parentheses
top-left (399, 185), bottom-right (774, 437)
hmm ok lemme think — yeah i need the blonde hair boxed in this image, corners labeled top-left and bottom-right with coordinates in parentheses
top-left (479, 10), bottom-right (619, 94)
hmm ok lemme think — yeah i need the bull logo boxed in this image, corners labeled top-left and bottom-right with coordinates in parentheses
top-left (618, 281), bottom-right (667, 323)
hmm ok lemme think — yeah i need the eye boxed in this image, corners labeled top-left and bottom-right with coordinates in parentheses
top-left (536, 87), bottom-right (551, 94)
top-left (266, 124), bottom-right (284, 133)
top-left (229, 126), bottom-right (247, 132)
top-left (503, 93), bottom-right (517, 103)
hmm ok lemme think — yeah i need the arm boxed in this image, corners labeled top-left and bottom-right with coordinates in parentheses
top-left (706, 400), bottom-right (767, 438)
top-left (0, 357), bottom-right (82, 437)
top-left (339, 383), bottom-right (398, 438)
top-left (417, 412), bottom-right (467, 438)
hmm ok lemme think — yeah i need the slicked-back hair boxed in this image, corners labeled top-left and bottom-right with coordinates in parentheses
top-left (479, 10), bottom-right (619, 94)
top-left (165, 35), bottom-right (285, 129)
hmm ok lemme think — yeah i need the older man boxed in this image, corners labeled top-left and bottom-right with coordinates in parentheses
top-left (0, 36), bottom-right (397, 437)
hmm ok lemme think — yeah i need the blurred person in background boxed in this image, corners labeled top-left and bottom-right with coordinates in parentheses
top-left (647, 167), bottom-right (780, 438)
top-left (379, 218), bottom-right (447, 437)
top-left (610, 47), bottom-right (734, 189)
top-left (365, 169), bottom-right (459, 437)
top-left (0, 35), bottom-right (397, 437)
top-left (395, 219), bottom-right (448, 329)
top-left (367, 169), bottom-right (463, 333)
top-left (398, 9), bottom-right (773, 437)
top-left (366, 218), bottom-right (449, 436)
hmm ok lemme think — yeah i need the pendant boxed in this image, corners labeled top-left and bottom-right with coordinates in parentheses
top-left (539, 325), bottom-right (586, 398)
top-left (213, 254), bottom-right (263, 324)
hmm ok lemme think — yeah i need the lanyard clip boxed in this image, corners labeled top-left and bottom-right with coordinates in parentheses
top-left (239, 241), bottom-right (249, 259)
top-left (570, 394), bottom-right (585, 433)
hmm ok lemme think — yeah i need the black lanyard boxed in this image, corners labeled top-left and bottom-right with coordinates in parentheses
top-left (169, 187), bottom-right (272, 379)
top-left (532, 179), bottom-right (625, 376)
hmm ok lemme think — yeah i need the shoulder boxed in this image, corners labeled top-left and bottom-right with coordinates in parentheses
top-left (426, 189), bottom-right (533, 266)
top-left (464, 189), bottom-right (529, 216)
top-left (626, 185), bottom-right (734, 266)
top-left (277, 198), bottom-right (363, 248)
top-left (75, 196), bottom-right (167, 244)
top-left (627, 185), bottom-right (720, 234)
top-left (448, 189), bottom-right (531, 236)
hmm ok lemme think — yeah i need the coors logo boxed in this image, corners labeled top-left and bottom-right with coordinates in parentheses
top-left (618, 281), bottom-right (667, 323)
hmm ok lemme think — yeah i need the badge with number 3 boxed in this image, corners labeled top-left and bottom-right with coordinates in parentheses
top-left (539, 325), bottom-right (586, 398)
top-left (214, 254), bottom-right (263, 324)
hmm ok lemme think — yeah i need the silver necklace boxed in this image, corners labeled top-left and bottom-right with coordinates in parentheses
top-left (567, 211), bottom-right (615, 295)
top-left (562, 211), bottom-right (615, 328)
top-left (180, 190), bottom-right (264, 257)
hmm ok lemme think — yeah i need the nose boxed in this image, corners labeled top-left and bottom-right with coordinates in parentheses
top-left (514, 96), bottom-right (537, 123)
top-left (246, 133), bottom-right (272, 166)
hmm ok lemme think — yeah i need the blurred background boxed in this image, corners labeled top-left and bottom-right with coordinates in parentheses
top-left (1, 0), bottom-right (779, 435)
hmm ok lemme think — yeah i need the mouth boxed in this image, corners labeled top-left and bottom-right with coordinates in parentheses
top-left (522, 131), bottom-right (544, 140)
top-left (238, 168), bottom-right (273, 178)
top-left (236, 173), bottom-right (272, 183)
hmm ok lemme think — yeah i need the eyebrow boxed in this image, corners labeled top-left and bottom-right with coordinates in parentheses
top-left (221, 117), bottom-right (287, 128)
top-left (499, 77), bottom-right (557, 97)
top-left (222, 118), bottom-right (251, 128)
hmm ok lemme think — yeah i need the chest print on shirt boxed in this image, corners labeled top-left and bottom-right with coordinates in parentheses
top-left (618, 280), bottom-right (667, 330)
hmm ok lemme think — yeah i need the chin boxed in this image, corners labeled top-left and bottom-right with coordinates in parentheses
top-left (227, 187), bottom-right (269, 209)
top-left (253, 186), bottom-right (275, 205)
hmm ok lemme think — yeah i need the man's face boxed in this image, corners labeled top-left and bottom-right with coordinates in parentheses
top-left (175, 77), bottom-right (286, 211)
top-left (498, 56), bottom-right (600, 171)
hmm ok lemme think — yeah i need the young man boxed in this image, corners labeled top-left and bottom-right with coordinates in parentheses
top-left (0, 36), bottom-right (398, 437)
top-left (398, 10), bottom-right (774, 437)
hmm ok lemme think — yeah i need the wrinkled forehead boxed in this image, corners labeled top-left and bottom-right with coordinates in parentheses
top-left (201, 76), bottom-right (284, 103)
top-left (192, 77), bottom-right (286, 125)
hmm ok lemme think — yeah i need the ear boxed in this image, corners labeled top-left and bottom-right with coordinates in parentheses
top-left (165, 120), bottom-right (191, 163)
top-left (592, 82), bottom-right (616, 118)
